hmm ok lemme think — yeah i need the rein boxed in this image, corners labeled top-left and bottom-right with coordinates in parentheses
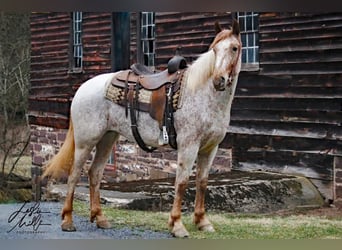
top-left (227, 46), bottom-right (241, 86)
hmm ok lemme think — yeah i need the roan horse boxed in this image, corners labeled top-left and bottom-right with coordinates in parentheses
top-left (43, 20), bottom-right (242, 238)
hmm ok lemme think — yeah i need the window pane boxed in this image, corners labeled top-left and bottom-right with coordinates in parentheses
top-left (147, 25), bottom-right (153, 38)
top-left (253, 16), bottom-right (259, 30)
top-left (247, 33), bottom-right (254, 47)
top-left (241, 34), bottom-right (246, 47)
top-left (149, 40), bottom-right (154, 52)
top-left (148, 13), bottom-right (152, 24)
top-left (255, 33), bottom-right (259, 45)
top-left (239, 17), bottom-right (245, 32)
top-left (255, 48), bottom-right (259, 62)
top-left (242, 48), bottom-right (247, 63)
top-left (148, 54), bottom-right (154, 66)
top-left (246, 15), bottom-right (252, 30)
top-left (247, 48), bottom-right (254, 63)
top-left (142, 26), bottom-right (147, 37)
top-left (143, 41), bottom-right (148, 53)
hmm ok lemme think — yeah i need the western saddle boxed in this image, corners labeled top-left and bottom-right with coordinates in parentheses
top-left (110, 55), bottom-right (187, 152)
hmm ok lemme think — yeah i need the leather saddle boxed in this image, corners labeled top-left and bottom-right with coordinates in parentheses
top-left (113, 55), bottom-right (187, 90)
top-left (110, 55), bottom-right (187, 152)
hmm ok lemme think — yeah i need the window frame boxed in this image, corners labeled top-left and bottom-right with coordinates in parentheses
top-left (69, 11), bottom-right (83, 73)
top-left (139, 12), bottom-right (156, 67)
top-left (236, 12), bottom-right (260, 72)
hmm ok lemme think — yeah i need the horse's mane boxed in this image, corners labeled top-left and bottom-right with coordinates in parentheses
top-left (185, 49), bottom-right (215, 91)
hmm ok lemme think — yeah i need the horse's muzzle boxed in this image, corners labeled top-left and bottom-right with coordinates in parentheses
top-left (213, 76), bottom-right (233, 91)
top-left (213, 76), bottom-right (226, 91)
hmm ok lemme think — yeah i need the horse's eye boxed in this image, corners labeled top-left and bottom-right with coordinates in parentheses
top-left (232, 46), bottom-right (238, 52)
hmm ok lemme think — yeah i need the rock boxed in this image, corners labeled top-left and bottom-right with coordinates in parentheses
top-left (46, 170), bottom-right (325, 213)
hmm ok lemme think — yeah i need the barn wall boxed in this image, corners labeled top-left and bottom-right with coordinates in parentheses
top-left (29, 12), bottom-right (112, 130)
top-left (223, 12), bottom-right (342, 201)
top-left (29, 12), bottom-right (342, 204)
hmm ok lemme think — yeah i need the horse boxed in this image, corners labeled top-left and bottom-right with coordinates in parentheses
top-left (43, 20), bottom-right (242, 238)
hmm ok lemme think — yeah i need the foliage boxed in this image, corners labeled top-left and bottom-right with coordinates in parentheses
top-left (0, 12), bottom-right (30, 185)
top-left (73, 200), bottom-right (342, 239)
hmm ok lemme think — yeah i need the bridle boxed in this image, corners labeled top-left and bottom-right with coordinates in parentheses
top-left (212, 35), bottom-right (241, 91)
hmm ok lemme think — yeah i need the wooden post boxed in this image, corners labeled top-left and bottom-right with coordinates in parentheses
top-left (111, 12), bottom-right (131, 72)
top-left (31, 165), bottom-right (41, 201)
top-left (334, 156), bottom-right (342, 207)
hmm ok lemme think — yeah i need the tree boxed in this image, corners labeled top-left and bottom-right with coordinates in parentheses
top-left (0, 12), bottom-right (30, 185)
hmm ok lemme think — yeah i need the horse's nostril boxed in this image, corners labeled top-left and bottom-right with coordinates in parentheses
top-left (220, 76), bottom-right (225, 83)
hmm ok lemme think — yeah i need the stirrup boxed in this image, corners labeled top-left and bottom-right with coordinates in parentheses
top-left (158, 126), bottom-right (169, 145)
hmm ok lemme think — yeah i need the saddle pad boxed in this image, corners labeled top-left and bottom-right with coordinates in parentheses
top-left (104, 77), bottom-right (181, 112)
top-left (104, 80), bottom-right (152, 110)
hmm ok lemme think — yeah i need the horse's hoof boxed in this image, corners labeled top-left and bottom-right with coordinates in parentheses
top-left (171, 223), bottom-right (190, 238)
top-left (61, 221), bottom-right (76, 232)
top-left (198, 223), bottom-right (215, 232)
top-left (172, 227), bottom-right (190, 238)
top-left (96, 220), bottom-right (112, 229)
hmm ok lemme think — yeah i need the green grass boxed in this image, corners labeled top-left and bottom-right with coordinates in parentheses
top-left (73, 200), bottom-right (342, 239)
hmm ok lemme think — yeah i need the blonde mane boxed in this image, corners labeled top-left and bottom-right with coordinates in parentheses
top-left (186, 49), bottom-right (216, 91)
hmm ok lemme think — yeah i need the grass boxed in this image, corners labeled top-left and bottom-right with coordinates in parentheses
top-left (73, 200), bottom-right (342, 239)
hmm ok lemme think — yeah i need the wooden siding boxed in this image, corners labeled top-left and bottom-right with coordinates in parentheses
top-left (129, 12), bottom-right (138, 65)
top-left (155, 12), bottom-right (233, 69)
top-left (29, 12), bottom-right (112, 129)
top-left (224, 12), bottom-right (342, 199)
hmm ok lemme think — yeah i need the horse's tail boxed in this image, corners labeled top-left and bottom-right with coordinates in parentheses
top-left (42, 118), bottom-right (75, 180)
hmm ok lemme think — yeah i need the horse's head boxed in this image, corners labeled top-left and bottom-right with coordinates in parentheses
top-left (210, 20), bottom-right (242, 91)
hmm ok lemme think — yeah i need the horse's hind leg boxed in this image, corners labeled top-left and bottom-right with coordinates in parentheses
top-left (88, 131), bottom-right (119, 229)
top-left (62, 145), bottom-right (93, 231)
top-left (193, 146), bottom-right (218, 232)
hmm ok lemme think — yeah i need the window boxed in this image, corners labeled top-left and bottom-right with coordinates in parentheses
top-left (237, 12), bottom-right (259, 69)
top-left (140, 12), bottom-right (155, 67)
top-left (71, 12), bottom-right (83, 71)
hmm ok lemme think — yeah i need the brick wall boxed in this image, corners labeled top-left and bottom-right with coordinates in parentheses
top-left (113, 138), bottom-right (232, 182)
top-left (30, 125), bottom-right (66, 167)
top-left (30, 125), bottom-right (66, 200)
top-left (30, 125), bottom-right (232, 199)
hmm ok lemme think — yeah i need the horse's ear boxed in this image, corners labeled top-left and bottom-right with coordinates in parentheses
top-left (232, 19), bottom-right (240, 36)
top-left (214, 21), bottom-right (222, 34)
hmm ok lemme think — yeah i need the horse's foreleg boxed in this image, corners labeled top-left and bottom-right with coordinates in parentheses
top-left (193, 146), bottom-right (218, 232)
top-left (88, 131), bottom-right (118, 229)
top-left (169, 144), bottom-right (198, 238)
top-left (61, 146), bottom-right (92, 231)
